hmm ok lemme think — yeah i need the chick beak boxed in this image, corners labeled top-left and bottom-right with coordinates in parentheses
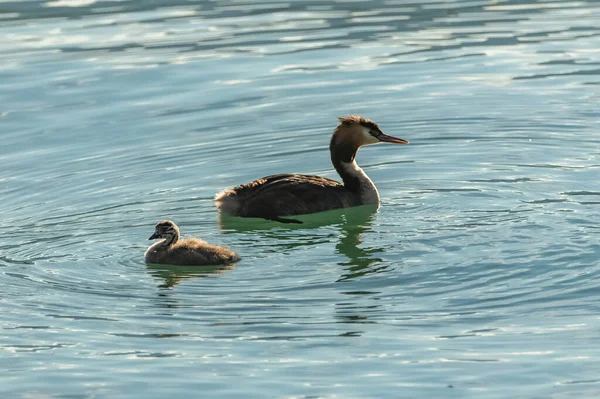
top-left (149, 233), bottom-right (159, 240)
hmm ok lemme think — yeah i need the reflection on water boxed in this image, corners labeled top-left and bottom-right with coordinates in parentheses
top-left (333, 206), bottom-right (388, 282)
top-left (146, 263), bottom-right (235, 289)
top-left (217, 204), bottom-right (377, 232)
top-left (219, 205), bottom-right (385, 282)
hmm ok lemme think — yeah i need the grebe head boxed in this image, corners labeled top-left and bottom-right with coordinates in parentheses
top-left (332, 115), bottom-right (409, 147)
top-left (149, 220), bottom-right (180, 242)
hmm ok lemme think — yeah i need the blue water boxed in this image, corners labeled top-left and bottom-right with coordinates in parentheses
top-left (1, 0), bottom-right (600, 397)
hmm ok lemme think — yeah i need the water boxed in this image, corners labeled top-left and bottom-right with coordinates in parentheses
top-left (1, 0), bottom-right (599, 397)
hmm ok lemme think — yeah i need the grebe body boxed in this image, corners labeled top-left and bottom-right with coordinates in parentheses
top-left (145, 220), bottom-right (239, 265)
top-left (215, 116), bottom-right (409, 223)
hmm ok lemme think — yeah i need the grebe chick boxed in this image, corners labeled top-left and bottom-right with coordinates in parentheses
top-left (215, 115), bottom-right (409, 223)
top-left (144, 220), bottom-right (240, 266)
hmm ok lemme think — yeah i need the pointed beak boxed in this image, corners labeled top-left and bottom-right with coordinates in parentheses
top-left (379, 133), bottom-right (409, 144)
top-left (149, 233), bottom-right (159, 240)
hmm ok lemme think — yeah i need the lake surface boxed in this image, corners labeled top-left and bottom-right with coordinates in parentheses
top-left (1, 0), bottom-right (599, 397)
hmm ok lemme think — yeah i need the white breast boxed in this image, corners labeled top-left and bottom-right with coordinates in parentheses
top-left (340, 161), bottom-right (380, 205)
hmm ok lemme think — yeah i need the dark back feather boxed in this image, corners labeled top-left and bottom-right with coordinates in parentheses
top-left (233, 174), bottom-right (361, 217)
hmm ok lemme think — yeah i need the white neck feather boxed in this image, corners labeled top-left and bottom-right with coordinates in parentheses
top-left (340, 161), bottom-right (380, 205)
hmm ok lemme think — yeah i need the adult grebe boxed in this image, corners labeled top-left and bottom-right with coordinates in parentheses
top-left (215, 115), bottom-right (409, 223)
top-left (145, 220), bottom-right (240, 265)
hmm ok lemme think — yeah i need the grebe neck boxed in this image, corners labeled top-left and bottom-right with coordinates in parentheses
top-left (330, 144), bottom-right (380, 205)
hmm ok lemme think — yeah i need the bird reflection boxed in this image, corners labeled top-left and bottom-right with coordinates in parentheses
top-left (220, 206), bottom-right (389, 338)
top-left (333, 207), bottom-right (388, 282)
top-left (146, 263), bottom-right (235, 289)
top-left (219, 204), bottom-right (386, 281)
top-left (330, 207), bottom-right (389, 337)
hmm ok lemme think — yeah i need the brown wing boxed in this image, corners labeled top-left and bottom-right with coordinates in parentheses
top-left (234, 174), bottom-right (360, 218)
